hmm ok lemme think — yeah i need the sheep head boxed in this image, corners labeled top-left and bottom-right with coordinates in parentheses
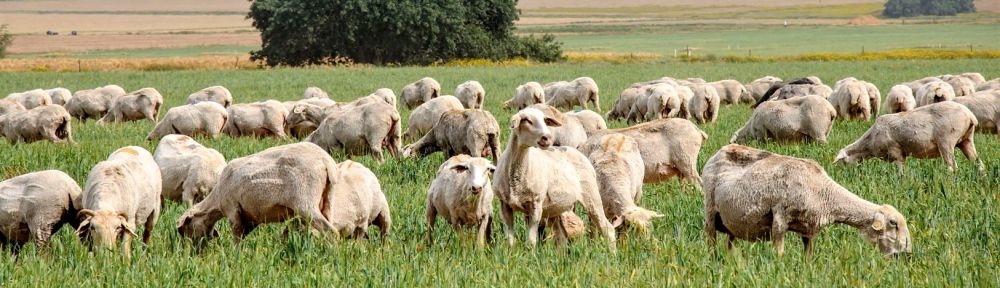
top-left (611, 207), bottom-right (664, 235)
top-left (862, 205), bottom-right (912, 258)
top-left (76, 209), bottom-right (137, 249)
top-left (176, 208), bottom-right (221, 244)
top-left (510, 108), bottom-right (561, 149)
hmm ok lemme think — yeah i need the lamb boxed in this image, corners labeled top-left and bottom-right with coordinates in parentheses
top-left (153, 135), bottom-right (226, 206)
top-left (186, 86), bottom-right (233, 107)
top-left (829, 78), bottom-right (880, 121)
top-left (402, 96), bottom-right (464, 141)
top-left (915, 80), bottom-right (956, 107)
top-left (940, 75), bottom-right (976, 97)
top-left (0, 104), bottom-right (74, 144)
top-left (710, 80), bottom-right (750, 105)
top-left (835, 101), bottom-right (984, 177)
top-left (6, 89), bottom-right (52, 110)
top-left (745, 76), bottom-right (782, 102)
top-left (504, 82), bottom-right (545, 111)
top-left (703, 144), bottom-right (912, 257)
top-left (547, 77), bottom-right (601, 112)
top-left (0, 170), bottom-right (82, 250)
top-left (528, 104), bottom-right (588, 148)
top-left (176, 142), bottom-right (340, 244)
top-left (47, 88), bottom-right (72, 106)
top-left (0, 98), bottom-right (25, 115)
top-left (953, 92), bottom-right (999, 134)
top-left (306, 101), bottom-right (401, 163)
top-left (222, 100), bottom-right (289, 139)
top-left (588, 133), bottom-right (663, 234)
top-left (303, 86), bottom-right (329, 99)
top-left (327, 160), bottom-right (391, 242)
top-left (492, 108), bottom-right (616, 248)
top-left (425, 155), bottom-right (496, 246)
top-left (77, 146), bottom-right (161, 253)
top-left (581, 118), bottom-right (707, 184)
top-left (606, 86), bottom-right (643, 122)
top-left (402, 109), bottom-right (501, 160)
top-left (885, 85), bottom-right (916, 114)
top-left (146, 102), bottom-right (229, 141)
top-left (626, 83), bottom-right (681, 123)
top-left (66, 85), bottom-right (126, 121)
top-left (455, 80), bottom-right (485, 110)
top-left (401, 77), bottom-right (441, 109)
top-left (565, 109), bottom-right (607, 137)
top-left (98, 87), bottom-right (163, 124)
top-left (686, 83), bottom-right (720, 123)
top-left (731, 95), bottom-right (836, 144)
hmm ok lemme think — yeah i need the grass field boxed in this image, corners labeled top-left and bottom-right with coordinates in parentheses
top-left (0, 59), bottom-right (997, 285)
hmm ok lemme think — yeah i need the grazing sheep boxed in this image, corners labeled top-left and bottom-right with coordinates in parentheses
top-left (328, 88), bottom-right (397, 112)
top-left (0, 98), bottom-right (25, 115)
top-left (402, 109), bottom-right (501, 160)
top-left (703, 144), bottom-right (912, 257)
top-left (565, 110), bottom-right (607, 137)
top-left (146, 102), bottom-right (229, 141)
top-left (835, 101), bottom-right (984, 177)
top-left (98, 88), bottom-right (163, 124)
top-left (745, 76), bottom-right (782, 102)
top-left (959, 72), bottom-right (986, 85)
top-left (940, 75), bottom-right (976, 97)
top-left (328, 160), bottom-right (391, 242)
top-left (0, 104), bottom-right (74, 144)
top-left (66, 85), bottom-right (125, 121)
top-left (710, 80), bottom-right (750, 105)
top-left (186, 86), bottom-right (233, 107)
top-left (77, 146), bottom-right (161, 253)
top-left (283, 102), bottom-right (327, 139)
top-left (953, 92), bottom-right (999, 134)
top-left (425, 155), bottom-right (496, 246)
top-left (627, 83), bottom-right (681, 123)
top-left (6, 89), bottom-right (52, 110)
top-left (504, 82), bottom-right (545, 110)
top-left (581, 118), bottom-right (707, 184)
top-left (547, 77), bottom-right (601, 112)
top-left (885, 85), bottom-right (916, 114)
top-left (904, 76), bottom-right (942, 92)
top-left (370, 88), bottom-right (398, 108)
top-left (752, 77), bottom-right (826, 108)
top-left (303, 86), bottom-right (329, 99)
top-left (153, 135), bottom-right (226, 206)
top-left (528, 104), bottom-right (588, 148)
top-left (830, 78), bottom-right (879, 121)
top-left (403, 96), bottom-right (464, 141)
top-left (223, 100), bottom-right (289, 139)
top-left (0, 170), bottom-right (82, 250)
top-left (915, 80), bottom-right (956, 107)
top-left (686, 78), bottom-right (707, 83)
top-left (493, 108), bottom-right (616, 248)
top-left (976, 78), bottom-right (999, 92)
top-left (588, 133), bottom-right (663, 234)
top-left (731, 95), bottom-right (836, 144)
top-left (300, 97), bottom-right (336, 108)
top-left (673, 84), bottom-right (695, 119)
top-left (176, 142), bottom-right (340, 244)
top-left (543, 81), bottom-right (569, 100)
top-left (455, 80), bottom-right (486, 110)
top-left (686, 84), bottom-right (720, 124)
top-left (47, 88), bottom-right (72, 106)
top-left (306, 101), bottom-right (401, 163)
top-left (606, 86), bottom-right (643, 122)
top-left (401, 77), bottom-right (441, 109)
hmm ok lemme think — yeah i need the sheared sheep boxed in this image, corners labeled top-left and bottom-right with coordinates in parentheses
top-left (47, 88), bottom-right (72, 106)
top-left (66, 85), bottom-right (125, 121)
top-left (547, 77), bottom-right (601, 112)
top-left (153, 135), bottom-right (226, 206)
top-left (976, 78), bottom-right (999, 92)
top-left (504, 82), bottom-right (545, 111)
top-left (745, 76), bottom-right (782, 102)
top-left (830, 78), bottom-right (880, 121)
top-left (223, 100), bottom-right (289, 139)
top-left (283, 102), bottom-right (326, 138)
top-left (0, 170), bottom-right (82, 250)
top-left (953, 91), bottom-right (999, 134)
top-left (543, 81), bottom-right (569, 100)
top-left (581, 118), bottom-right (707, 184)
top-left (731, 95), bottom-right (835, 144)
top-left (528, 104), bottom-right (588, 148)
top-left (606, 86), bottom-right (643, 122)
top-left (915, 80), bottom-right (956, 107)
top-left (710, 80), bottom-right (750, 105)
top-left (455, 80), bottom-right (485, 110)
top-left (588, 133), bottom-right (663, 235)
top-left (686, 84), bottom-right (720, 123)
top-left (328, 88), bottom-right (397, 112)
top-left (565, 109), bottom-right (607, 137)
top-left (98, 87), bottom-right (163, 124)
top-left (627, 83), bottom-right (681, 123)
top-left (401, 77), bottom-right (441, 109)
top-left (306, 101), bottom-right (401, 163)
top-left (403, 95), bottom-right (464, 141)
top-left (885, 85), bottom-right (916, 114)
top-left (6, 89), bottom-right (52, 110)
top-left (959, 72), bottom-right (986, 85)
top-left (328, 160), bottom-right (391, 242)
top-left (940, 75), bottom-right (976, 97)
top-left (303, 86), bottom-right (329, 99)
top-left (402, 109), bottom-right (501, 160)
top-left (186, 86), bottom-right (233, 107)
top-left (0, 98), bottom-right (25, 115)
top-left (147, 102), bottom-right (229, 141)
top-left (703, 144), bottom-right (912, 257)
top-left (425, 155), bottom-right (496, 246)
top-left (0, 104), bottom-right (74, 144)
top-left (77, 146), bottom-right (161, 254)
top-left (752, 77), bottom-right (824, 108)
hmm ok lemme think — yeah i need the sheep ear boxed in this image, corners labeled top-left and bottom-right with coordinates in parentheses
top-left (77, 209), bottom-right (96, 220)
top-left (122, 221), bottom-right (138, 238)
top-left (611, 216), bottom-right (624, 228)
top-left (176, 214), bottom-right (191, 230)
top-left (543, 117), bottom-right (562, 127)
top-left (509, 115), bottom-right (523, 129)
top-left (75, 218), bottom-right (91, 237)
top-left (872, 212), bottom-right (886, 231)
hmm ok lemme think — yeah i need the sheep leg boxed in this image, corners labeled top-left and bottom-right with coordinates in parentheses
top-left (770, 210), bottom-right (788, 257)
top-left (801, 235), bottom-right (814, 258)
top-left (578, 188), bottom-right (616, 246)
top-left (553, 216), bottom-right (568, 248)
top-left (303, 208), bottom-right (339, 240)
top-left (425, 204), bottom-right (437, 245)
top-left (500, 203), bottom-right (516, 247)
top-left (142, 207), bottom-right (160, 244)
top-left (370, 141), bottom-right (385, 163)
top-left (30, 222), bottom-right (54, 250)
top-left (937, 144), bottom-right (957, 173)
top-left (374, 210), bottom-right (390, 244)
top-left (476, 215), bottom-right (490, 247)
top-left (957, 137), bottom-right (985, 176)
top-left (705, 210), bottom-right (718, 255)
top-left (524, 207), bottom-right (542, 249)
top-left (578, 97), bottom-right (589, 111)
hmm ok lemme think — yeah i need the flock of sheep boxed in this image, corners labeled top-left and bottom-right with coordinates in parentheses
top-left (0, 72), bottom-right (997, 258)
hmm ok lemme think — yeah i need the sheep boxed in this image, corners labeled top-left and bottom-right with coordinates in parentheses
top-left (976, 78), bottom-right (1000, 92)
top-left (455, 80), bottom-right (485, 110)
top-left (673, 84), bottom-right (695, 119)
top-left (627, 83), bottom-right (681, 124)
top-left (835, 101), bottom-right (984, 177)
top-left (959, 72), bottom-right (986, 85)
top-left (401, 77), bottom-right (441, 109)
top-left (543, 81), bottom-right (569, 100)
top-left (581, 118), bottom-right (707, 184)
top-left (47, 88), bottom-right (72, 106)
top-left (915, 80), bottom-right (956, 107)
top-left (606, 86), bottom-right (643, 122)
top-left (403, 96), bottom-right (464, 141)
top-left (752, 77), bottom-right (826, 108)
top-left (66, 85), bottom-right (125, 121)
top-left (328, 160), bottom-right (391, 242)
top-left (300, 97), bottom-right (337, 108)
top-left (904, 76), bottom-right (941, 92)
top-left (222, 100), bottom-right (289, 139)
top-left (153, 135), bottom-right (226, 206)
top-left (731, 95), bottom-right (836, 144)
top-left (588, 133), bottom-right (663, 235)
top-left (710, 80), bottom-right (750, 105)
top-left (425, 155), bottom-right (496, 246)
top-left (0, 170), bottom-right (82, 250)
top-left (493, 108), bottom-right (616, 249)
top-left (745, 76), bottom-right (782, 102)
top-left (547, 77), bottom-right (601, 112)
top-left (303, 86), bottom-right (329, 99)
top-left (370, 88), bottom-right (398, 109)
top-left (186, 86), bottom-right (233, 107)
top-left (283, 102), bottom-right (327, 139)
top-left (504, 82), bottom-right (545, 111)
top-left (686, 84), bottom-right (720, 124)
top-left (953, 92), bottom-right (999, 134)
top-left (328, 88), bottom-right (397, 112)
top-left (402, 109), bottom-right (501, 160)
top-left (528, 104), bottom-right (588, 148)
top-left (98, 87), bottom-right (163, 124)
top-left (939, 75), bottom-right (976, 97)
top-left (829, 78), bottom-right (880, 121)
top-left (77, 146), bottom-right (161, 253)
top-left (176, 142), bottom-right (340, 244)
top-left (0, 98), bottom-right (25, 115)
top-left (306, 101), bottom-right (401, 163)
top-left (6, 89), bottom-right (52, 110)
top-left (885, 85), bottom-right (916, 114)
top-left (146, 102), bottom-right (229, 141)
top-left (0, 104), bottom-right (74, 144)
top-left (703, 144), bottom-right (912, 257)
top-left (565, 109), bottom-right (607, 137)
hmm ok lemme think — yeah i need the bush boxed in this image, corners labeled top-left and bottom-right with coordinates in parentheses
top-left (247, 0), bottom-right (562, 66)
top-left (0, 24), bottom-right (13, 59)
top-left (883, 0), bottom-right (975, 18)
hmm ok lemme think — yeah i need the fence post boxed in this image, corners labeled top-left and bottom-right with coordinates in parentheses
top-left (861, 45), bottom-right (865, 54)
top-left (78, 59), bottom-right (82, 72)
top-left (748, 49), bottom-right (752, 57)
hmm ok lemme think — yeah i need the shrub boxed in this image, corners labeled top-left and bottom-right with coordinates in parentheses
top-left (0, 24), bottom-right (13, 59)
top-left (883, 0), bottom-right (975, 18)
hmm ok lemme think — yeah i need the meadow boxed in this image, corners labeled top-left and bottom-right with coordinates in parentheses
top-left (0, 59), bottom-right (998, 286)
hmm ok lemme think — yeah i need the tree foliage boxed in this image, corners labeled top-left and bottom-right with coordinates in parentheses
top-left (247, 0), bottom-right (562, 66)
top-left (0, 24), bottom-right (13, 59)
top-left (883, 0), bottom-right (976, 18)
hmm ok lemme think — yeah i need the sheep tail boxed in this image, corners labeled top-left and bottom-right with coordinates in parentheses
top-left (387, 112), bottom-right (401, 158)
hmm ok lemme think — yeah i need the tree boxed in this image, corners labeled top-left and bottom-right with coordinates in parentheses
top-left (883, 0), bottom-right (975, 18)
top-left (247, 0), bottom-right (562, 66)
top-left (0, 24), bottom-right (13, 59)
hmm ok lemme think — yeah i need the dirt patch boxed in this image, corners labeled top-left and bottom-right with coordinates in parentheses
top-left (847, 15), bottom-right (882, 25)
top-left (8, 33), bottom-right (260, 54)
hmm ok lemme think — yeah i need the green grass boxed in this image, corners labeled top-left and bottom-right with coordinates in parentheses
top-left (0, 59), bottom-right (998, 286)
top-left (12, 45), bottom-right (258, 59)
top-left (525, 3), bottom-right (886, 19)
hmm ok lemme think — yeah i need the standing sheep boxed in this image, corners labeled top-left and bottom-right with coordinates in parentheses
top-left (401, 77), bottom-right (441, 109)
top-left (835, 101), bottom-right (984, 177)
top-left (940, 75), bottom-right (976, 97)
top-left (402, 109), bottom-right (501, 161)
top-left (306, 101), bottom-right (401, 163)
top-left (284, 102), bottom-right (327, 138)
top-left (710, 80), bottom-right (750, 105)
top-left (0, 170), bottom-right (82, 250)
top-left (830, 78), bottom-right (879, 121)
top-left (0, 98), bottom-right (25, 115)
top-left (186, 86), bottom-right (233, 107)
top-left (731, 95), bottom-right (836, 144)
top-left (77, 146), bottom-right (161, 254)
top-left (547, 77), bottom-right (601, 112)
top-left (455, 80), bottom-right (486, 110)
top-left (403, 96), bottom-right (464, 141)
top-left (915, 80), bottom-right (956, 107)
top-left (304, 86), bottom-right (329, 99)
top-left (627, 83), bottom-right (681, 123)
top-left (686, 84), bottom-right (720, 124)
top-left (0, 104), bottom-right (74, 144)
top-left (66, 85), bottom-right (125, 121)
top-left (959, 72), bottom-right (986, 85)
top-left (328, 160), bottom-right (391, 242)
top-left (745, 76), bottom-right (782, 102)
top-left (565, 110), bottom-right (607, 137)
top-left (153, 135), bottom-right (226, 206)
top-left (976, 78), bottom-right (1000, 92)
top-left (606, 86), bottom-right (643, 122)
top-left (885, 85), bottom-right (916, 114)
top-left (581, 118), bottom-right (707, 184)
top-left (176, 143), bottom-right (340, 244)
top-left (425, 155), bottom-right (496, 246)
top-left (543, 81), bottom-right (569, 100)
top-left (146, 102), bottom-right (229, 141)
top-left (703, 144), bottom-right (912, 257)
top-left (528, 104), bottom-right (588, 148)
top-left (588, 133), bottom-right (663, 235)
top-left (223, 100), bottom-right (289, 139)
top-left (504, 82), bottom-right (545, 111)
top-left (953, 92), bottom-right (999, 134)
top-left (98, 88), bottom-right (163, 124)
top-left (6, 89), bottom-right (52, 110)
top-left (47, 88), bottom-right (73, 106)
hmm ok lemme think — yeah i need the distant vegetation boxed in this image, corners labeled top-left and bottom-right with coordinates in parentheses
top-left (883, 0), bottom-right (976, 18)
top-left (0, 24), bottom-right (12, 59)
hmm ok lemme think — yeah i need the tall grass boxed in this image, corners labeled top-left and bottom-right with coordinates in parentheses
top-left (0, 59), bottom-right (997, 286)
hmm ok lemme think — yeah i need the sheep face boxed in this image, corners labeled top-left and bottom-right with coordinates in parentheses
top-left (450, 157), bottom-right (496, 194)
top-left (76, 209), bottom-right (137, 249)
top-left (510, 108), bottom-right (561, 149)
top-left (833, 149), bottom-right (859, 166)
top-left (611, 207), bottom-right (664, 235)
top-left (176, 211), bottom-right (219, 243)
top-left (864, 205), bottom-right (912, 257)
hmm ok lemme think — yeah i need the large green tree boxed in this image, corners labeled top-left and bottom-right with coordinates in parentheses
top-left (883, 0), bottom-right (976, 18)
top-left (0, 24), bottom-right (13, 59)
top-left (248, 0), bottom-right (561, 66)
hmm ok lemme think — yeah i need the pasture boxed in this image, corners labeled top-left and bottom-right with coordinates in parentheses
top-left (0, 59), bottom-right (998, 286)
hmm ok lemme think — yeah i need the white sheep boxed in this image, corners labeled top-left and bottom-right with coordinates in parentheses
top-left (528, 104), bottom-right (588, 148)
top-left (504, 82), bottom-right (545, 111)
top-left (0, 98), bottom-right (25, 115)
top-left (303, 86), bottom-right (329, 99)
top-left (587, 133), bottom-right (663, 235)
top-left (98, 87), bottom-right (163, 124)
top-left (307, 101), bottom-right (401, 163)
top-left (402, 109), bottom-right (501, 160)
top-left (66, 85), bottom-right (125, 121)
top-left (223, 100), bottom-right (289, 139)
top-left (46, 88), bottom-right (73, 106)
top-left (0, 170), bottom-right (82, 249)
top-left (77, 146), bottom-right (161, 254)
top-left (146, 102), bottom-right (229, 141)
top-left (745, 76), bottom-right (782, 102)
top-left (401, 77), bottom-right (441, 109)
top-left (153, 135), bottom-right (226, 206)
top-left (186, 86), bottom-right (233, 107)
top-left (830, 78), bottom-right (880, 121)
top-left (686, 84), bottom-right (720, 123)
top-left (455, 80), bottom-right (485, 110)
top-left (565, 109), bottom-right (607, 137)
top-left (731, 95), bottom-right (836, 144)
top-left (627, 83), bottom-right (681, 123)
top-left (953, 91), bottom-right (999, 134)
top-left (426, 155), bottom-right (496, 246)
top-left (581, 118), bottom-right (707, 185)
top-left (547, 77), bottom-right (601, 112)
top-left (606, 86), bottom-right (643, 122)
top-left (6, 89), bottom-right (52, 110)
top-left (327, 160), bottom-right (391, 242)
top-left (710, 79), bottom-right (750, 105)
top-left (403, 95), bottom-right (464, 141)
top-left (940, 75), bottom-right (976, 97)
top-left (0, 104), bottom-right (74, 144)
top-left (885, 85), bottom-right (916, 114)
top-left (915, 80), bottom-right (956, 107)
